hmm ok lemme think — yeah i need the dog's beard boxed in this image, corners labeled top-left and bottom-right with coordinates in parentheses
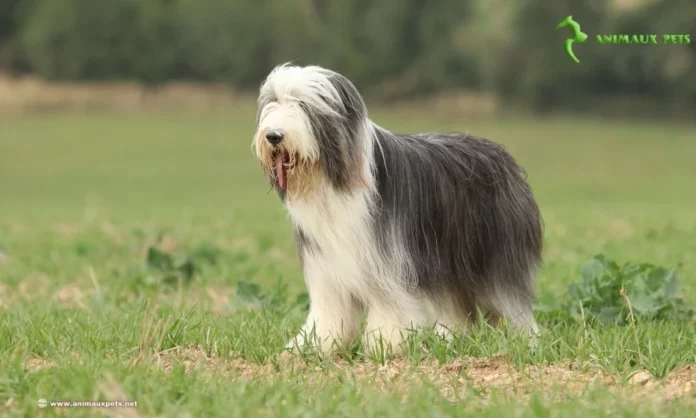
top-left (257, 143), bottom-right (321, 199)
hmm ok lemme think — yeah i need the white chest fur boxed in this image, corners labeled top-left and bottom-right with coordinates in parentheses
top-left (286, 181), bottom-right (408, 304)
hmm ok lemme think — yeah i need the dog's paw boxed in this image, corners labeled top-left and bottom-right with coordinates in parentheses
top-left (285, 331), bottom-right (344, 356)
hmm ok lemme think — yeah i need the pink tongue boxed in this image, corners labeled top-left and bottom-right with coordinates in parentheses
top-left (275, 153), bottom-right (286, 190)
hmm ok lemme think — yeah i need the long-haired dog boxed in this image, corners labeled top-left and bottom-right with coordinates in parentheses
top-left (252, 64), bottom-right (543, 353)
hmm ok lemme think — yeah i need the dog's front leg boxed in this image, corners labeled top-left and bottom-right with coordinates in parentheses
top-left (286, 257), bottom-right (363, 354)
top-left (363, 296), bottom-right (427, 355)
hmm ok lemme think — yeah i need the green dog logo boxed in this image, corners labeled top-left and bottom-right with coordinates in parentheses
top-left (555, 15), bottom-right (588, 64)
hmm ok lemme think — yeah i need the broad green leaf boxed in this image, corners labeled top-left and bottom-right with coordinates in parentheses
top-left (236, 280), bottom-right (261, 301)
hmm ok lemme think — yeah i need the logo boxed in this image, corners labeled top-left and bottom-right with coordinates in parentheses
top-left (555, 15), bottom-right (691, 64)
top-left (37, 399), bottom-right (48, 408)
top-left (555, 15), bottom-right (588, 64)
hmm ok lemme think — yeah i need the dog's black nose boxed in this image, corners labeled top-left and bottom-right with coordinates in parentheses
top-left (265, 131), bottom-right (284, 146)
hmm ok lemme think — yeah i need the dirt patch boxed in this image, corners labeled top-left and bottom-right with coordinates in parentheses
top-left (662, 365), bottom-right (696, 399)
top-left (22, 347), bottom-right (696, 406)
top-left (336, 354), bottom-right (615, 403)
top-left (0, 73), bottom-right (241, 114)
top-left (153, 345), bottom-right (270, 379)
top-left (437, 355), bottom-right (607, 394)
top-left (149, 346), bottom-right (696, 404)
top-left (25, 356), bottom-right (57, 372)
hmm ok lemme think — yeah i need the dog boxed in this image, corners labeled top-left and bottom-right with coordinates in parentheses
top-left (252, 64), bottom-right (543, 354)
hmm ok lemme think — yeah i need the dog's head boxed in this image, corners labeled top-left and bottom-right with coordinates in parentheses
top-left (252, 64), bottom-right (369, 199)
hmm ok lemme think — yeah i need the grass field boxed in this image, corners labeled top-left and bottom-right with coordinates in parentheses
top-left (1, 104), bottom-right (696, 417)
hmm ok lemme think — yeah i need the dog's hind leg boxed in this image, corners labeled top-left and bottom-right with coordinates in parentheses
top-left (479, 283), bottom-right (540, 344)
top-left (423, 293), bottom-right (476, 341)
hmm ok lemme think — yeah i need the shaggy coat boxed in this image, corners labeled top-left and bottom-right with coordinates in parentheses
top-left (252, 64), bottom-right (543, 352)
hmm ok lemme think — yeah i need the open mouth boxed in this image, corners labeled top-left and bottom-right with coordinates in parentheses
top-left (273, 149), bottom-right (296, 190)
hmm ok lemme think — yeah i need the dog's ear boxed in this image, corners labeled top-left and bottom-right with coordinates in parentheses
top-left (328, 73), bottom-right (366, 121)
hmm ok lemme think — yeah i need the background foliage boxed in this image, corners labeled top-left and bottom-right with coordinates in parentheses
top-left (1, 0), bottom-right (695, 113)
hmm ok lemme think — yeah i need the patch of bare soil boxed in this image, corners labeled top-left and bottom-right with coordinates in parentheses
top-left (22, 346), bottom-right (696, 407)
top-left (0, 73), bottom-right (241, 114)
top-left (150, 346), bottom-right (696, 404)
top-left (25, 356), bottom-right (57, 372)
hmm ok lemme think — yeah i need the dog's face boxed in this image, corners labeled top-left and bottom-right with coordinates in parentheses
top-left (252, 64), bottom-right (368, 199)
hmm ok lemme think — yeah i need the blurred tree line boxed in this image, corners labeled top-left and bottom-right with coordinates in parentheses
top-left (0, 0), bottom-right (695, 114)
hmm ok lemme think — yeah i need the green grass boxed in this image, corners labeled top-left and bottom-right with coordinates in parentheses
top-left (1, 105), bottom-right (696, 417)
